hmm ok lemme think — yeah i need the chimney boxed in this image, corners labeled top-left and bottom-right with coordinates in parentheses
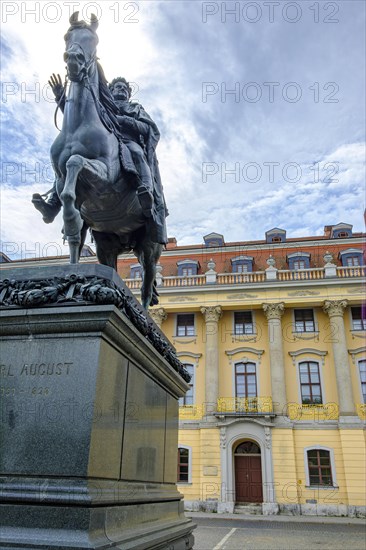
top-left (323, 225), bottom-right (333, 238)
top-left (166, 237), bottom-right (177, 250)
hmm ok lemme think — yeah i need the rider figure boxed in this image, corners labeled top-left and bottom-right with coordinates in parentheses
top-left (32, 74), bottom-right (163, 231)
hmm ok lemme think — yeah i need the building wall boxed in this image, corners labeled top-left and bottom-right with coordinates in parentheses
top-left (128, 230), bottom-right (366, 517)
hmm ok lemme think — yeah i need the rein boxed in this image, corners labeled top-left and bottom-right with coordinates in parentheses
top-left (84, 71), bottom-right (115, 134)
top-left (53, 76), bottom-right (68, 131)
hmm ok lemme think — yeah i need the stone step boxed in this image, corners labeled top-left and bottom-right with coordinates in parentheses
top-left (234, 503), bottom-right (263, 515)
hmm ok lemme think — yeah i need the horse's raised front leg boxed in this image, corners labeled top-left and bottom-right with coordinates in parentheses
top-left (60, 154), bottom-right (84, 263)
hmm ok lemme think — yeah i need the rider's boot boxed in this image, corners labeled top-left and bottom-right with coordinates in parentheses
top-left (137, 185), bottom-right (154, 218)
top-left (32, 189), bottom-right (62, 224)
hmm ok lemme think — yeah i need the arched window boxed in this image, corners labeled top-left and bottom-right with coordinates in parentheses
top-left (177, 447), bottom-right (191, 483)
top-left (235, 441), bottom-right (261, 454)
top-left (299, 361), bottom-right (322, 404)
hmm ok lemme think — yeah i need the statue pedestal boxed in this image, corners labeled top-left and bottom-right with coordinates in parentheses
top-left (0, 265), bottom-right (195, 549)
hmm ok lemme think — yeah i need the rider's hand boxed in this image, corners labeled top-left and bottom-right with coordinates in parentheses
top-left (48, 73), bottom-right (64, 102)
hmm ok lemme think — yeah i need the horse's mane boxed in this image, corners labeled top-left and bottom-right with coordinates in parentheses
top-left (97, 62), bottom-right (122, 138)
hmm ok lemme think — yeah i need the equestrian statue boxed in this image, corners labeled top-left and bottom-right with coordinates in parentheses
top-left (32, 11), bottom-right (168, 309)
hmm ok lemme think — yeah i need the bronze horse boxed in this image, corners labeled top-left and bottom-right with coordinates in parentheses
top-left (50, 12), bottom-right (164, 308)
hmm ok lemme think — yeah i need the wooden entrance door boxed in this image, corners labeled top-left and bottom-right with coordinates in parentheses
top-left (235, 455), bottom-right (263, 503)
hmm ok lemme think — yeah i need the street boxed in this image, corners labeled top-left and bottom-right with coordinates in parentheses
top-left (189, 515), bottom-right (366, 550)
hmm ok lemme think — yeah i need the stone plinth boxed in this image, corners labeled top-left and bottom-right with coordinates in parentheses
top-left (0, 265), bottom-right (195, 549)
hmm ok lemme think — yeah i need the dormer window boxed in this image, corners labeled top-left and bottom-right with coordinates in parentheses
top-left (330, 223), bottom-right (353, 239)
top-left (203, 232), bottom-right (225, 247)
top-left (339, 249), bottom-right (363, 267)
top-left (287, 252), bottom-right (311, 270)
top-left (265, 227), bottom-right (286, 244)
top-left (177, 260), bottom-right (199, 277)
top-left (231, 256), bottom-right (253, 273)
top-left (130, 263), bottom-right (142, 279)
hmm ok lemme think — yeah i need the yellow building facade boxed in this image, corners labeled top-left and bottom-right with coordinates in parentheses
top-left (121, 224), bottom-right (365, 517)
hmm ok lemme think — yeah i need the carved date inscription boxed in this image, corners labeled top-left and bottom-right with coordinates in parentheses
top-left (0, 362), bottom-right (74, 398)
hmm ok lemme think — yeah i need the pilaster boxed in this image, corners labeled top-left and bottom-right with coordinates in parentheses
top-left (323, 300), bottom-right (355, 415)
top-left (263, 302), bottom-right (287, 415)
top-left (201, 306), bottom-right (222, 416)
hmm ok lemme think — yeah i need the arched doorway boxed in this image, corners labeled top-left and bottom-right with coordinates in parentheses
top-left (234, 440), bottom-right (263, 503)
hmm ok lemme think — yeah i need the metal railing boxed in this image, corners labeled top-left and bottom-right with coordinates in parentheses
top-left (357, 404), bottom-right (366, 420)
top-left (287, 402), bottom-right (339, 421)
top-left (217, 397), bottom-right (273, 414)
top-left (179, 405), bottom-right (204, 420)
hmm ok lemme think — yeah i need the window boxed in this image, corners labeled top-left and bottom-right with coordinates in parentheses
top-left (293, 260), bottom-right (306, 270)
top-left (265, 228), bottom-right (286, 243)
top-left (287, 253), bottom-right (311, 270)
top-left (176, 314), bottom-right (195, 336)
top-left (294, 309), bottom-right (315, 332)
top-left (299, 361), bottom-right (322, 404)
top-left (307, 449), bottom-right (333, 486)
top-left (235, 362), bottom-right (257, 398)
top-left (231, 256), bottom-right (253, 273)
top-left (179, 364), bottom-right (194, 405)
top-left (234, 311), bottom-right (254, 334)
top-left (235, 441), bottom-right (261, 454)
top-left (346, 256), bottom-right (360, 267)
top-left (351, 307), bottom-right (366, 330)
top-left (177, 260), bottom-right (199, 277)
top-left (339, 249), bottom-right (363, 267)
top-left (177, 447), bottom-right (190, 482)
top-left (359, 360), bottom-right (366, 403)
top-left (130, 264), bottom-right (142, 279)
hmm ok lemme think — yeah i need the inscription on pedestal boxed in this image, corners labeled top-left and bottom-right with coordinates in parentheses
top-left (1, 362), bottom-right (74, 399)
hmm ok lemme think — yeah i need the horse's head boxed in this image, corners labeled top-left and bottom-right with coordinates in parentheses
top-left (64, 11), bottom-right (99, 82)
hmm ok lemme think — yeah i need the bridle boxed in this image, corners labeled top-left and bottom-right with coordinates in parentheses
top-left (54, 42), bottom-right (114, 134)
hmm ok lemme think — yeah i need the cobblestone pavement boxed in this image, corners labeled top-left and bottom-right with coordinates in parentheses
top-left (190, 516), bottom-right (366, 550)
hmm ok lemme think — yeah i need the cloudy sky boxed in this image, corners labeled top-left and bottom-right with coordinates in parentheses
top-left (1, 0), bottom-right (365, 260)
